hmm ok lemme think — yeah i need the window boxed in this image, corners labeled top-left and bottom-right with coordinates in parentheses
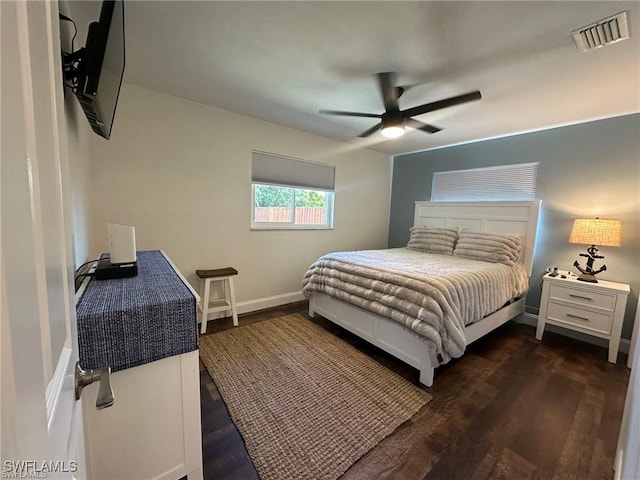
top-left (431, 162), bottom-right (539, 202)
top-left (251, 151), bottom-right (335, 229)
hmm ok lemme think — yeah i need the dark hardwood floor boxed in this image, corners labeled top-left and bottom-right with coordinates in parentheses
top-left (199, 302), bottom-right (630, 480)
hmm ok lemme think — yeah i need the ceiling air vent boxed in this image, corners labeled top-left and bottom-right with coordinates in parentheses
top-left (571, 11), bottom-right (630, 52)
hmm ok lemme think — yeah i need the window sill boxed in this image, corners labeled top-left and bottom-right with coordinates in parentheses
top-left (251, 224), bottom-right (333, 231)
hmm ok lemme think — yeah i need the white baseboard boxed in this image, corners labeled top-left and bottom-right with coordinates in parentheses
top-left (200, 291), bottom-right (306, 322)
top-left (518, 312), bottom-right (630, 354)
top-left (237, 291), bottom-right (306, 315)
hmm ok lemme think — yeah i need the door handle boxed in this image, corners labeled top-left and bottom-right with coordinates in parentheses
top-left (75, 362), bottom-right (114, 410)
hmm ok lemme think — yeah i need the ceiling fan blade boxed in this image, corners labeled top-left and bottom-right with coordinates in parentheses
top-left (377, 72), bottom-right (400, 112)
top-left (402, 91), bottom-right (482, 119)
top-left (357, 122), bottom-right (382, 137)
top-left (406, 118), bottom-right (441, 134)
top-left (319, 109), bottom-right (381, 119)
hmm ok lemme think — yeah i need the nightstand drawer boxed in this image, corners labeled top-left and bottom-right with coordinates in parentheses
top-left (549, 284), bottom-right (615, 311)
top-left (547, 302), bottom-right (614, 335)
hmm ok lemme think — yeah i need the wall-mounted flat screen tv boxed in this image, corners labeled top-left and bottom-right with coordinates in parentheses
top-left (71, 0), bottom-right (125, 140)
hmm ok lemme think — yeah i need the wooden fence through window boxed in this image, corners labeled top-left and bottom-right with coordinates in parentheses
top-left (254, 207), bottom-right (324, 224)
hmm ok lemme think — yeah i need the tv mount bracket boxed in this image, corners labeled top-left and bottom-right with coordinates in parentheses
top-left (61, 48), bottom-right (85, 88)
top-left (59, 13), bottom-right (84, 88)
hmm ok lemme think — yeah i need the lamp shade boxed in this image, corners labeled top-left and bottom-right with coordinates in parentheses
top-left (568, 218), bottom-right (622, 247)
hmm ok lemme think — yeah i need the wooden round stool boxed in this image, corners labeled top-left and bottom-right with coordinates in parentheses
top-left (196, 267), bottom-right (238, 333)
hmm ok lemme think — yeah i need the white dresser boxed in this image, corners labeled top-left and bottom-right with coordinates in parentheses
top-left (536, 273), bottom-right (630, 363)
top-left (76, 251), bottom-right (203, 479)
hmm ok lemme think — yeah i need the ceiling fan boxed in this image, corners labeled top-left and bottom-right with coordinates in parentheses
top-left (319, 72), bottom-right (481, 139)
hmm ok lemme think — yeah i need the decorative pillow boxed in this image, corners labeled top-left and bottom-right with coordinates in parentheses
top-left (453, 230), bottom-right (522, 266)
top-left (406, 227), bottom-right (458, 255)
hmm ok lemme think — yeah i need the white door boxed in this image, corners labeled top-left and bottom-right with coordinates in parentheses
top-left (1, 1), bottom-right (86, 478)
top-left (614, 296), bottom-right (640, 480)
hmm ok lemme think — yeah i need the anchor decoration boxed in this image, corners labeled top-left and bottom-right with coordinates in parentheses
top-left (568, 217), bottom-right (622, 284)
top-left (573, 245), bottom-right (606, 283)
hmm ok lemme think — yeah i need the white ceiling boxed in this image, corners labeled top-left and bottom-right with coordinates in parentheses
top-left (71, 1), bottom-right (640, 156)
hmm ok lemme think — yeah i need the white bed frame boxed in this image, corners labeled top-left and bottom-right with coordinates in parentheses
top-left (308, 201), bottom-right (541, 386)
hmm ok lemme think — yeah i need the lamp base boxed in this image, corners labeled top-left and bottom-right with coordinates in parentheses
top-left (573, 246), bottom-right (606, 284)
top-left (576, 273), bottom-right (598, 283)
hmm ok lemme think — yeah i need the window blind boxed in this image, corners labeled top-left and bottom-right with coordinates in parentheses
top-left (431, 162), bottom-right (539, 202)
top-left (252, 151), bottom-right (335, 191)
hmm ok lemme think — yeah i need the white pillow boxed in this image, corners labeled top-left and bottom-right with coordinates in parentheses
top-left (453, 230), bottom-right (522, 266)
top-left (407, 227), bottom-right (458, 255)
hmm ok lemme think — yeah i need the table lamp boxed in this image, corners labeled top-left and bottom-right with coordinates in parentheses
top-left (568, 217), bottom-right (622, 283)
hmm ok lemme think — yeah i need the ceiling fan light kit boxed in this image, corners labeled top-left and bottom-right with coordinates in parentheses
top-left (381, 125), bottom-right (405, 138)
top-left (380, 111), bottom-right (406, 138)
top-left (320, 72), bottom-right (481, 140)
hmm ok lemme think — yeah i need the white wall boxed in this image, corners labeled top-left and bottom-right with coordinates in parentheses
top-left (63, 92), bottom-right (93, 267)
top-left (87, 83), bottom-right (391, 309)
top-left (59, 0), bottom-right (95, 268)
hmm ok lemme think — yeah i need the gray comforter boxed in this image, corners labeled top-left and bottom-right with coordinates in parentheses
top-left (302, 248), bottom-right (529, 362)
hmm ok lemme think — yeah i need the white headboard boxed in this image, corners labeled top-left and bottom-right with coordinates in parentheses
top-left (413, 201), bottom-right (541, 276)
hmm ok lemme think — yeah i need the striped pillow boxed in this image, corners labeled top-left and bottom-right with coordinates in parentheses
top-left (407, 227), bottom-right (458, 255)
top-left (453, 230), bottom-right (522, 266)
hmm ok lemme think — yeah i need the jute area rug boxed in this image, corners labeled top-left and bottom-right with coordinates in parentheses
top-left (199, 313), bottom-right (431, 480)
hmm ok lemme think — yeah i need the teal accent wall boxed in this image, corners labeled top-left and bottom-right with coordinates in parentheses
top-left (390, 113), bottom-right (640, 338)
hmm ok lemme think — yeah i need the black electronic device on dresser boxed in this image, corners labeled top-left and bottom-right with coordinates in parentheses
top-left (94, 256), bottom-right (137, 280)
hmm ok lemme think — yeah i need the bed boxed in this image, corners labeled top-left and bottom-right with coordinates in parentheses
top-left (303, 201), bottom-right (541, 386)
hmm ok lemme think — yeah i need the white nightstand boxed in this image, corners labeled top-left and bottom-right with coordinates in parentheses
top-left (536, 273), bottom-right (630, 363)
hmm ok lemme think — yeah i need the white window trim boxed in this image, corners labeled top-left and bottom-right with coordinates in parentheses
top-left (250, 183), bottom-right (335, 231)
